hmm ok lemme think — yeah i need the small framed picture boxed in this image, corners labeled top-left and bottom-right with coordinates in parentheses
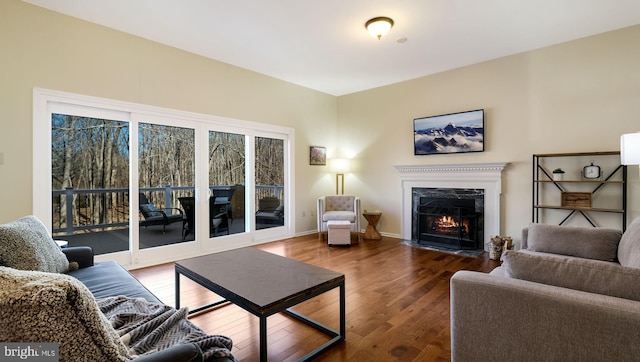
top-left (309, 146), bottom-right (326, 165)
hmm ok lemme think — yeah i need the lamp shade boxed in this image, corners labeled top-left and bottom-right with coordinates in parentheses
top-left (621, 133), bottom-right (640, 165)
top-left (365, 17), bottom-right (394, 39)
top-left (330, 158), bottom-right (351, 173)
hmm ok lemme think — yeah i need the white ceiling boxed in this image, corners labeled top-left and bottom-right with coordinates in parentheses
top-left (24, 0), bottom-right (640, 96)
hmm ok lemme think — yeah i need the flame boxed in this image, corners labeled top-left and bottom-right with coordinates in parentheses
top-left (438, 215), bottom-right (458, 227)
top-left (432, 215), bottom-right (470, 236)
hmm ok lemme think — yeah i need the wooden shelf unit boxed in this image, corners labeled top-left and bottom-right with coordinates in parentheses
top-left (532, 151), bottom-right (627, 230)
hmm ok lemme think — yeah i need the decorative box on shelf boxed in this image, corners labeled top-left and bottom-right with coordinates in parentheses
top-left (561, 192), bottom-right (592, 208)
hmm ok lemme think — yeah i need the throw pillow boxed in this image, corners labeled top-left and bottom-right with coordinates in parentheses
top-left (0, 266), bottom-right (131, 361)
top-left (526, 223), bottom-right (622, 262)
top-left (0, 215), bottom-right (72, 273)
top-left (140, 204), bottom-right (161, 217)
top-left (617, 217), bottom-right (640, 268)
top-left (502, 250), bottom-right (640, 302)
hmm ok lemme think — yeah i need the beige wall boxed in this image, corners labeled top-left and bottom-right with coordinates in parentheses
top-left (339, 25), bottom-right (640, 245)
top-left (2, 0), bottom-right (639, 245)
top-left (0, 0), bottom-right (337, 233)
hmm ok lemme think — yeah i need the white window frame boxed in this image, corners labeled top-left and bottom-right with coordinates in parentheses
top-left (33, 88), bottom-right (295, 269)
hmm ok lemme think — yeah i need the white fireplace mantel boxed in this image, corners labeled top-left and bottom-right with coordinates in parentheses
top-left (394, 162), bottom-right (509, 250)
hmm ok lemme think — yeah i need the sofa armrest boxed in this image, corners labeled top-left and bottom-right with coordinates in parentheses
top-left (134, 343), bottom-right (203, 362)
top-left (521, 227), bottom-right (529, 249)
top-left (450, 271), bottom-right (640, 361)
top-left (61, 246), bottom-right (94, 268)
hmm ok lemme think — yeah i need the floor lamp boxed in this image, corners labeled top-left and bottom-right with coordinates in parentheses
top-left (331, 158), bottom-right (351, 195)
top-left (621, 133), bottom-right (640, 177)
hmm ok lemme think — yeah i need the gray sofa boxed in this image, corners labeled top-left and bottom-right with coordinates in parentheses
top-left (0, 215), bottom-right (235, 362)
top-left (64, 247), bottom-right (235, 362)
top-left (450, 219), bottom-right (640, 361)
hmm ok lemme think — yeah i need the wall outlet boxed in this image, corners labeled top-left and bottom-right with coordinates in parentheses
top-left (302, 211), bottom-right (306, 217)
top-left (0, 152), bottom-right (4, 165)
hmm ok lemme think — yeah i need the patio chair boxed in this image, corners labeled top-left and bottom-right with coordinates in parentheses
top-left (139, 193), bottom-right (183, 233)
top-left (209, 197), bottom-right (230, 236)
top-left (179, 197), bottom-right (230, 241)
top-left (178, 197), bottom-right (195, 241)
top-left (256, 204), bottom-right (284, 226)
top-left (211, 188), bottom-right (235, 224)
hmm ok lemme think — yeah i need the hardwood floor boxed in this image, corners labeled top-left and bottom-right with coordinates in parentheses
top-left (131, 234), bottom-right (500, 361)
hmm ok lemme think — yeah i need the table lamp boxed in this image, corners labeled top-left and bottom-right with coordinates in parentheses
top-left (330, 158), bottom-right (350, 195)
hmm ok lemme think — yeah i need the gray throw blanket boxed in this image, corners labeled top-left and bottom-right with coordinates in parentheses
top-left (97, 296), bottom-right (234, 361)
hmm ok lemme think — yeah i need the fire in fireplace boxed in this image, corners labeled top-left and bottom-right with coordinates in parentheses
top-left (429, 215), bottom-right (470, 237)
top-left (416, 196), bottom-right (480, 250)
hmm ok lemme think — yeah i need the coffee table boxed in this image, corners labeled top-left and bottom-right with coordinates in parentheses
top-left (175, 247), bottom-right (345, 362)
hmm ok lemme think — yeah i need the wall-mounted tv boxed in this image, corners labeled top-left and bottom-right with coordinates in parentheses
top-left (413, 109), bottom-right (484, 155)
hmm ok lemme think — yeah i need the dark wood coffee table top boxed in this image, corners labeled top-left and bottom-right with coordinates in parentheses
top-left (175, 247), bottom-right (344, 316)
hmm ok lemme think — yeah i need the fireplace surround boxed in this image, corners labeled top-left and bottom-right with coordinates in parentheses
top-left (395, 162), bottom-right (508, 251)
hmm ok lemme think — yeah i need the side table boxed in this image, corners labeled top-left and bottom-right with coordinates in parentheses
top-left (363, 212), bottom-right (382, 240)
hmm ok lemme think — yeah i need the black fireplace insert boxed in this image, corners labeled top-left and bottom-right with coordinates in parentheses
top-left (416, 197), bottom-right (479, 249)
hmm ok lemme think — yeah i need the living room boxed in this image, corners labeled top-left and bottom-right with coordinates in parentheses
top-left (2, 1), bottom-right (639, 253)
top-left (2, 1), bottom-right (640, 361)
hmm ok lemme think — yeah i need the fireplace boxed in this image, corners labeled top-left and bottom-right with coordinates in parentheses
top-left (395, 162), bottom-right (508, 251)
top-left (414, 189), bottom-right (483, 249)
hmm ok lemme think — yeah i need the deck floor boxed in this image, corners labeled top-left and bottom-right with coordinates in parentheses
top-left (56, 217), bottom-right (282, 255)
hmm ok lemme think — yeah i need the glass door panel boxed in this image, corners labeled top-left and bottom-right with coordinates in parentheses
top-left (209, 131), bottom-right (246, 236)
top-left (51, 113), bottom-right (130, 255)
top-left (255, 137), bottom-right (285, 230)
top-left (138, 123), bottom-right (195, 247)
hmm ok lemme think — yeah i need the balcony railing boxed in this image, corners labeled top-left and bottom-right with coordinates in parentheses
top-left (52, 184), bottom-right (284, 236)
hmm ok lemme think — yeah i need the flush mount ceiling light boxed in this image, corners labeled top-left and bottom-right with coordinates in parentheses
top-left (365, 17), bottom-right (394, 40)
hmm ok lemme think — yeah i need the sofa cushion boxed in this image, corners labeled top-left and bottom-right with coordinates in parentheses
top-left (618, 217), bottom-right (640, 268)
top-left (0, 215), bottom-right (73, 273)
top-left (67, 261), bottom-right (161, 303)
top-left (502, 250), bottom-right (640, 301)
top-left (0, 266), bottom-right (131, 361)
top-left (526, 223), bottom-right (621, 262)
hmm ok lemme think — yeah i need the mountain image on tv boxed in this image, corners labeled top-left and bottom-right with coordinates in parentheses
top-left (414, 110), bottom-right (484, 155)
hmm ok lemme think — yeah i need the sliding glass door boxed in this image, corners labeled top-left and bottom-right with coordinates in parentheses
top-left (51, 113), bottom-right (130, 255)
top-left (255, 136), bottom-right (285, 230)
top-left (37, 88), bottom-right (294, 266)
top-left (209, 131), bottom-right (246, 236)
top-left (138, 123), bottom-right (195, 248)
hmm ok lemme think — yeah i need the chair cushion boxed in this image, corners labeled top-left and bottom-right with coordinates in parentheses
top-left (322, 211), bottom-right (356, 222)
top-left (140, 204), bottom-right (162, 217)
top-left (0, 215), bottom-right (73, 273)
top-left (273, 205), bottom-right (284, 217)
top-left (526, 223), bottom-right (621, 262)
top-left (502, 250), bottom-right (640, 302)
top-left (0, 266), bottom-right (131, 361)
top-left (325, 196), bottom-right (355, 212)
top-left (618, 217), bottom-right (640, 268)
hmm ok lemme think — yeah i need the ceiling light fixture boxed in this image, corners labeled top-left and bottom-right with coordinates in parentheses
top-left (365, 17), bottom-right (394, 40)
